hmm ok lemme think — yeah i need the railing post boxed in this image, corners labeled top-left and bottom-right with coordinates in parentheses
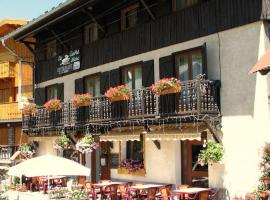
top-left (196, 79), bottom-right (202, 115)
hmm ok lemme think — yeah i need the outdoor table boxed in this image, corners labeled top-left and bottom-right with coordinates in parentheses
top-left (93, 181), bottom-right (125, 200)
top-left (127, 184), bottom-right (164, 200)
top-left (170, 187), bottom-right (211, 200)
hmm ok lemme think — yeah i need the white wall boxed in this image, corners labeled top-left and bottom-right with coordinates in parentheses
top-left (34, 21), bottom-right (270, 198)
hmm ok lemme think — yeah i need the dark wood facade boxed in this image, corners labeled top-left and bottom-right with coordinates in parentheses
top-left (34, 0), bottom-right (267, 84)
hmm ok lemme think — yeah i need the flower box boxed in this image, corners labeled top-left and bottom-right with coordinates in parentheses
top-left (117, 167), bottom-right (146, 176)
top-left (44, 99), bottom-right (62, 111)
top-left (72, 93), bottom-right (92, 108)
top-left (151, 77), bottom-right (181, 96)
top-left (22, 103), bottom-right (37, 116)
top-left (105, 85), bottom-right (129, 102)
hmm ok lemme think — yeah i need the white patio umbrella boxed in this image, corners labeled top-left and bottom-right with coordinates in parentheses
top-left (8, 155), bottom-right (90, 177)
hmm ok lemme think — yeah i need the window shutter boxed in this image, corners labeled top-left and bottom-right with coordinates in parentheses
top-left (100, 71), bottom-right (110, 95)
top-left (159, 55), bottom-right (176, 115)
top-left (75, 78), bottom-right (84, 94)
top-left (159, 54), bottom-right (175, 78)
top-left (57, 83), bottom-right (64, 101)
top-left (109, 68), bottom-right (121, 87)
top-left (142, 60), bottom-right (154, 87)
top-left (202, 43), bottom-right (208, 78)
top-left (34, 87), bottom-right (45, 106)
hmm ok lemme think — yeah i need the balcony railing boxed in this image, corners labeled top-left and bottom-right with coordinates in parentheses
top-left (0, 62), bottom-right (15, 79)
top-left (22, 78), bottom-right (220, 131)
top-left (0, 102), bottom-right (22, 122)
top-left (0, 145), bottom-right (19, 161)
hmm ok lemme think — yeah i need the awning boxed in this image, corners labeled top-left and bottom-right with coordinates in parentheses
top-left (249, 49), bottom-right (270, 74)
top-left (100, 134), bottom-right (140, 142)
top-left (145, 133), bottom-right (201, 141)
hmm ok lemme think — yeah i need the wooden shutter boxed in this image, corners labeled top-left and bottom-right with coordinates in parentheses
top-left (34, 87), bottom-right (45, 106)
top-left (57, 83), bottom-right (64, 101)
top-left (202, 43), bottom-right (208, 78)
top-left (159, 54), bottom-right (175, 78)
top-left (100, 71), bottom-right (110, 95)
top-left (142, 60), bottom-right (154, 87)
top-left (159, 54), bottom-right (176, 115)
top-left (75, 78), bottom-right (84, 94)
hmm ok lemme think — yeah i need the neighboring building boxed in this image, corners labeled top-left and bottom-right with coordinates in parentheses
top-left (5, 0), bottom-right (270, 198)
top-left (0, 19), bottom-right (33, 166)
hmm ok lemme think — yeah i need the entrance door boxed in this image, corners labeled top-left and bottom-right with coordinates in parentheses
top-left (100, 142), bottom-right (111, 180)
top-left (181, 141), bottom-right (208, 187)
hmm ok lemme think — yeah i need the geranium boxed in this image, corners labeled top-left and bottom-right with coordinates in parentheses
top-left (72, 93), bottom-right (92, 108)
top-left (22, 103), bottom-right (37, 115)
top-left (53, 134), bottom-right (72, 150)
top-left (105, 85), bottom-right (129, 102)
top-left (44, 99), bottom-right (62, 111)
top-left (76, 133), bottom-right (99, 154)
top-left (151, 77), bottom-right (181, 95)
top-left (120, 159), bottom-right (144, 173)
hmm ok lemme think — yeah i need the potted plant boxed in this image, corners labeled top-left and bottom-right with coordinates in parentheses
top-left (151, 77), bottom-right (181, 95)
top-left (75, 133), bottom-right (99, 154)
top-left (198, 141), bottom-right (224, 166)
top-left (20, 143), bottom-right (36, 158)
top-left (22, 103), bottom-right (37, 115)
top-left (72, 93), bottom-right (92, 108)
top-left (119, 159), bottom-right (144, 174)
top-left (105, 85), bottom-right (129, 102)
top-left (53, 134), bottom-right (72, 150)
top-left (44, 98), bottom-right (62, 111)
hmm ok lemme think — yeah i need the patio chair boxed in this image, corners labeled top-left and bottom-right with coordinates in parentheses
top-left (85, 182), bottom-right (97, 200)
top-left (177, 184), bottom-right (190, 189)
top-left (155, 186), bottom-right (171, 200)
top-left (118, 184), bottom-right (129, 200)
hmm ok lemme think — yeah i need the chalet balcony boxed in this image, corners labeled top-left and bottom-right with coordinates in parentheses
top-left (22, 78), bottom-right (220, 132)
top-left (0, 102), bottom-right (22, 122)
top-left (0, 62), bottom-right (15, 79)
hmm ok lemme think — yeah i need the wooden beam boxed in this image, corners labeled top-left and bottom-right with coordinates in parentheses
top-left (204, 121), bottom-right (222, 144)
top-left (153, 140), bottom-right (161, 150)
top-left (22, 42), bottom-right (34, 54)
top-left (47, 28), bottom-right (68, 50)
top-left (139, 0), bottom-right (155, 20)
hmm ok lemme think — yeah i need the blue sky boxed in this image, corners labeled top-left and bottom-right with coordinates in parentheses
top-left (0, 0), bottom-right (65, 21)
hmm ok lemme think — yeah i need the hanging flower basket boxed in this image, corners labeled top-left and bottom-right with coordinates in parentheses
top-left (22, 103), bottom-right (37, 116)
top-left (105, 85), bottom-right (129, 102)
top-left (75, 133), bottom-right (99, 154)
top-left (20, 143), bottom-right (36, 158)
top-left (72, 93), bottom-right (92, 108)
top-left (53, 134), bottom-right (72, 150)
top-left (151, 77), bottom-right (181, 96)
top-left (44, 99), bottom-right (62, 111)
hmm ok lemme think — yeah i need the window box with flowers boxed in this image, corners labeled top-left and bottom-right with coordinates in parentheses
top-left (105, 85), bottom-right (129, 102)
top-left (44, 99), bottom-right (62, 112)
top-left (118, 159), bottom-right (145, 176)
top-left (76, 133), bottom-right (99, 154)
top-left (72, 93), bottom-right (92, 108)
top-left (22, 103), bottom-right (37, 116)
top-left (151, 77), bottom-right (181, 96)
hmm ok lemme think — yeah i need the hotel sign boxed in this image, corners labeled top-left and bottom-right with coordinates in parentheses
top-left (57, 49), bottom-right (80, 75)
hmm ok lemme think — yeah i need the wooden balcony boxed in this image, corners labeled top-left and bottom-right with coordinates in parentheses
top-left (22, 78), bottom-right (220, 133)
top-left (0, 145), bottom-right (19, 163)
top-left (0, 102), bottom-right (22, 122)
top-left (0, 62), bottom-right (15, 79)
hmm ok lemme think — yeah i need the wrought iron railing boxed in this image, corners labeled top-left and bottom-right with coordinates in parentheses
top-left (0, 145), bottom-right (19, 161)
top-left (22, 78), bottom-right (220, 130)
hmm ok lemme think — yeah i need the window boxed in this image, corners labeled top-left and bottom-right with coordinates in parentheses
top-left (46, 85), bottom-right (58, 101)
top-left (45, 40), bottom-right (56, 59)
top-left (175, 48), bottom-right (203, 81)
top-left (121, 4), bottom-right (139, 30)
top-left (0, 89), bottom-right (10, 103)
top-left (84, 75), bottom-right (100, 97)
top-left (126, 140), bottom-right (144, 161)
top-left (173, 0), bottom-right (199, 11)
top-left (122, 64), bottom-right (142, 90)
top-left (84, 22), bottom-right (98, 44)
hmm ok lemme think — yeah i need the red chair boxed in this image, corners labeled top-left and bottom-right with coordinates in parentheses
top-left (85, 182), bottom-right (97, 200)
top-left (156, 186), bottom-right (171, 200)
